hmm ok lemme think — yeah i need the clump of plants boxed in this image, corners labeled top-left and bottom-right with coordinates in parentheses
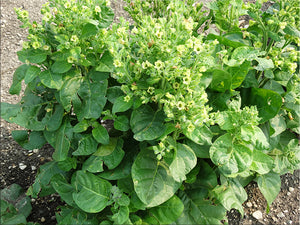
top-left (1, 0), bottom-right (299, 224)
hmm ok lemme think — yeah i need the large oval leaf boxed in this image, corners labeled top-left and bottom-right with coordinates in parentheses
top-left (145, 195), bottom-right (184, 224)
top-left (130, 105), bottom-right (166, 141)
top-left (244, 88), bottom-right (282, 123)
top-left (131, 148), bottom-right (181, 207)
top-left (72, 171), bottom-right (112, 213)
top-left (170, 143), bottom-right (197, 182)
top-left (209, 133), bottom-right (252, 176)
top-left (257, 172), bottom-right (281, 207)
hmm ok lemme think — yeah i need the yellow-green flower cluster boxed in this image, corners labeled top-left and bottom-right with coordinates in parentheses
top-left (109, 13), bottom-right (217, 132)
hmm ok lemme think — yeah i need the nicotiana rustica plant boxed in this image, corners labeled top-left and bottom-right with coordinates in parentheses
top-left (1, 0), bottom-right (299, 224)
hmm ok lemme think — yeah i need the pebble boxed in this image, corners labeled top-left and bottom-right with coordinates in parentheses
top-left (289, 187), bottom-right (295, 192)
top-left (33, 149), bottom-right (39, 154)
top-left (40, 217), bottom-right (45, 222)
top-left (277, 212), bottom-right (285, 218)
top-left (19, 162), bottom-right (27, 170)
top-left (31, 166), bottom-right (36, 171)
top-left (287, 192), bottom-right (291, 196)
top-left (288, 220), bottom-right (293, 224)
top-left (284, 210), bottom-right (288, 213)
top-left (252, 210), bottom-right (263, 220)
top-left (246, 202), bottom-right (253, 207)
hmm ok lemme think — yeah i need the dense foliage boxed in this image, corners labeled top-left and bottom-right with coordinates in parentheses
top-left (1, 0), bottom-right (299, 224)
top-left (1, 184), bottom-right (34, 224)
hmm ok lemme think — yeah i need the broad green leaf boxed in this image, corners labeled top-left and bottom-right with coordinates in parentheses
top-left (51, 174), bottom-right (76, 207)
top-left (96, 51), bottom-right (114, 72)
top-left (17, 48), bottom-right (47, 63)
top-left (241, 126), bottom-right (269, 150)
top-left (1, 184), bottom-right (32, 218)
top-left (27, 161), bottom-right (64, 198)
top-left (46, 104), bottom-right (65, 132)
top-left (283, 24), bottom-right (300, 38)
top-left (246, 88), bottom-right (282, 123)
top-left (55, 206), bottom-right (99, 225)
top-left (112, 206), bottom-right (129, 224)
top-left (100, 141), bottom-right (125, 170)
top-left (114, 115), bottom-right (130, 131)
top-left (72, 135), bottom-right (98, 156)
top-left (255, 58), bottom-right (274, 71)
top-left (228, 61), bottom-right (251, 89)
top-left (257, 172), bottom-right (281, 207)
top-left (132, 148), bottom-right (181, 207)
top-left (92, 124), bottom-right (109, 145)
top-left (2, 92), bottom-right (47, 131)
top-left (99, 152), bottom-right (133, 180)
top-left (77, 79), bottom-right (107, 120)
top-left (176, 190), bottom-right (226, 224)
top-left (212, 179), bottom-right (247, 216)
top-left (24, 65), bottom-right (40, 84)
top-left (60, 76), bottom-right (82, 111)
top-left (57, 157), bottom-right (77, 171)
top-left (39, 70), bottom-right (63, 89)
top-left (130, 105), bottom-right (166, 141)
top-left (183, 125), bottom-right (213, 146)
top-left (249, 149), bottom-right (274, 174)
top-left (207, 33), bottom-right (247, 48)
top-left (94, 137), bottom-right (120, 156)
top-left (99, 6), bottom-right (114, 28)
top-left (185, 139), bottom-right (210, 158)
top-left (112, 96), bottom-right (133, 114)
top-left (9, 64), bottom-right (30, 95)
top-left (146, 195), bottom-right (184, 224)
top-left (270, 115), bottom-right (286, 137)
top-left (107, 86), bottom-right (124, 103)
top-left (208, 69), bottom-right (231, 92)
top-left (72, 171), bottom-right (112, 213)
top-left (88, 70), bottom-right (109, 82)
top-left (51, 61), bottom-right (72, 74)
top-left (82, 22), bottom-right (98, 38)
top-left (1, 213), bottom-right (27, 225)
top-left (210, 133), bottom-right (253, 176)
top-left (52, 119), bottom-right (73, 161)
top-left (82, 155), bottom-right (104, 173)
top-left (73, 120), bottom-right (90, 133)
top-left (11, 130), bottom-right (46, 150)
top-left (169, 143), bottom-right (197, 182)
top-left (197, 160), bottom-right (218, 189)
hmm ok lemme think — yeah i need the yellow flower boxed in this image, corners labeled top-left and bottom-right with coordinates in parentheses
top-left (177, 101), bottom-right (185, 111)
top-left (113, 60), bottom-right (122, 67)
top-left (64, 2), bottom-right (71, 9)
top-left (95, 6), bottom-right (101, 13)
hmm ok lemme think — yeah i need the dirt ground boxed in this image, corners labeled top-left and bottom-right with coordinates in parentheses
top-left (0, 0), bottom-right (299, 224)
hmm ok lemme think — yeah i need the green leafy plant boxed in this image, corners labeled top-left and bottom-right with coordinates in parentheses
top-left (1, 184), bottom-right (37, 225)
top-left (1, 0), bottom-right (299, 224)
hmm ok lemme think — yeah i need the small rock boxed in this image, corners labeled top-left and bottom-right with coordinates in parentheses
top-left (284, 210), bottom-right (288, 213)
top-left (31, 198), bottom-right (36, 202)
top-left (289, 187), bottom-right (295, 192)
top-left (40, 217), bottom-right (45, 222)
top-left (287, 192), bottom-right (291, 196)
top-left (33, 149), bottom-right (39, 153)
top-left (288, 220), bottom-right (293, 224)
top-left (31, 166), bottom-right (36, 171)
top-left (272, 216), bottom-right (277, 222)
top-left (51, 216), bottom-right (56, 220)
top-left (252, 210), bottom-right (263, 220)
top-left (277, 212), bottom-right (285, 218)
top-left (246, 202), bottom-right (253, 208)
top-left (19, 163), bottom-right (27, 170)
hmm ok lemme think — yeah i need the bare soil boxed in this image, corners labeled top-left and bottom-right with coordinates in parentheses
top-left (1, 0), bottom-right (299, 224)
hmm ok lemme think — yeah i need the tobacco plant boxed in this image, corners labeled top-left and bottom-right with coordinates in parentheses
top-left (1, 0), bottom-right (299, 224)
